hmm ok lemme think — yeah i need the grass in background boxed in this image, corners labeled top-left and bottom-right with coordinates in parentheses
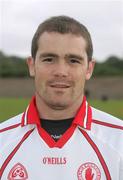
top-left (0, 98), bottom-right (123, 123)
top-left (89, 99), bottom-right (123, 120)
top-left (0, 98), bottom-right (30, 122)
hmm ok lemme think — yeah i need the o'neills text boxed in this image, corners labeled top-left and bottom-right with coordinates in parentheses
top-left (43, 157), bottom-right (67, 165)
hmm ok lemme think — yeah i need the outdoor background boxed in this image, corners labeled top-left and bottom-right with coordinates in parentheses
top-left (0, 0), bottom-right (123, 122)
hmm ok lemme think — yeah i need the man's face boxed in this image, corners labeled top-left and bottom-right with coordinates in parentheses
top-left (27, 32), bottom-right (94, 110)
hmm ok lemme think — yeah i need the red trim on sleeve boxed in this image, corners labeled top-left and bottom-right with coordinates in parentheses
top-left (79, 129), bottom-right (111, 180)
top-left (92, 119), bottom-right (123, 130)
top-left (0, 128), bottom-right (34, 178)
top-left (0, 123), bottom-right (21, 133)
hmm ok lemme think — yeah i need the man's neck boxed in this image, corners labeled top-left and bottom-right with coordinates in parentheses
top-left (35, 94), bottom-right (84, 120)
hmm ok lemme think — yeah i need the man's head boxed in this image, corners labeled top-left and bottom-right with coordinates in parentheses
top-left (31, 15), bottom-right (93, 61)
top-left (27, 16), bottom-right (95, 118)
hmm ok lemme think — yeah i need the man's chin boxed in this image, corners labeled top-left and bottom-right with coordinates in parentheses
top-left (47, 101), bottom-right (69, 110)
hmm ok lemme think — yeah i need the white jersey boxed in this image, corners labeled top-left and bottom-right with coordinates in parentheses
top-left (0, 96), bottom-right (123, 180)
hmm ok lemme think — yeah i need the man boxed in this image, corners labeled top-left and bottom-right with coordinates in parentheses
top-left (0, 16), bottom-right (123, 180)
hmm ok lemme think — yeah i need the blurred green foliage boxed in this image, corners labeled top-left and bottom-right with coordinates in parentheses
top-left (0, 51), bottom-right (29, 77)
top-left (94, 56), bottom-right (123, 76)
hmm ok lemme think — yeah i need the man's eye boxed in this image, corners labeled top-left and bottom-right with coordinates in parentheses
top-left (70, 59), bottom-right (80, 64)
top-left (42, 58), bottom-right (53, 62)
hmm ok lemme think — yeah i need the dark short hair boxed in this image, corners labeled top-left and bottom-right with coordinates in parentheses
top-left (31, 15), bottom-right (93, 61)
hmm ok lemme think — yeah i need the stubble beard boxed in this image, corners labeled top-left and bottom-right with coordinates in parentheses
top-left (36, 78), bottom-right (84, 111)
top-left (38, 87), bottom-right (84, 111)
top-left (42, 90), bottom-right (73, 110)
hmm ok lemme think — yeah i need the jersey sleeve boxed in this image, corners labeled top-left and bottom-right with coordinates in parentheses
top-left (120, 155), bottom-right (123, 180)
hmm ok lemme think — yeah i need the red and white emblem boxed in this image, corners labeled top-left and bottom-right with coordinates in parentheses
top-left (8, 163), bottom-right (28, 180)
top-left (77, 162), bottom-right (101, 180)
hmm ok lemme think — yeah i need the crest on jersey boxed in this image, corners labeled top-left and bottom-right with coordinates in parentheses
top-left (8, 163), bottom-right (28, 180)
top-left (77, 162), bottom-right (101, 180)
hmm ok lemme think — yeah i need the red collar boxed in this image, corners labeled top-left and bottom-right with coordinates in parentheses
top-left (21, 96), bottom-right (92, 130)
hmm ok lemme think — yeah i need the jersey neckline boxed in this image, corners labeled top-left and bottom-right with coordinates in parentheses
top-left (21, 96), bottom-right (92, 148)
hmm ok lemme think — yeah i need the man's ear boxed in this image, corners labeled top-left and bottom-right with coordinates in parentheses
top-left (26, 57), bottom-right (35, 77)
top-left (86, 59), bottom-right (95, 80)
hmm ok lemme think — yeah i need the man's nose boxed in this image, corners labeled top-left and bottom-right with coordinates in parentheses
top-left (52, 61), bottom-right (69, 77)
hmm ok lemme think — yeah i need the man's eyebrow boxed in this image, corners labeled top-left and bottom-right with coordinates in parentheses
top-left (39, 53), bottom-right (84, 60)
top-left (65, 54), bottom-right (84, 60)
top-left (39, 53), bottom-right (59, 58)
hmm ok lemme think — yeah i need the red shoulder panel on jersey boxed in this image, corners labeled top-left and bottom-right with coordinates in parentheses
top-left (92, 119), bottom-right (123, 130)
top-left (0, 123), bottom-right (21, 133)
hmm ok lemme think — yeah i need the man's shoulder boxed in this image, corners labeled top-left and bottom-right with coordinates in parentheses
top-left (0, 113), bottom-right (35, 150)
top-left (91, 106), bottom-right (123, 154)
top-left (0, 113), bottom-right (23, 133)
top-left (91, 106), bottom-right (123, 127)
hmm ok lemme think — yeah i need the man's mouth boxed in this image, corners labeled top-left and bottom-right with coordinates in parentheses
top-left (50, 83), bottom-right (70, 88)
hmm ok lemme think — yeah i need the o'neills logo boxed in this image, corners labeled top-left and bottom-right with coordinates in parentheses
top-left (8, 163), bottom-right (28, 180)
top-left (77, 162), bottom-right (101, 180)
top-left (43, 157), bottom-right (67, 165)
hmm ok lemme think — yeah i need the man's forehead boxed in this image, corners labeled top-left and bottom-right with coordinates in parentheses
top-left (38, 31), bottom-right (86, 41)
